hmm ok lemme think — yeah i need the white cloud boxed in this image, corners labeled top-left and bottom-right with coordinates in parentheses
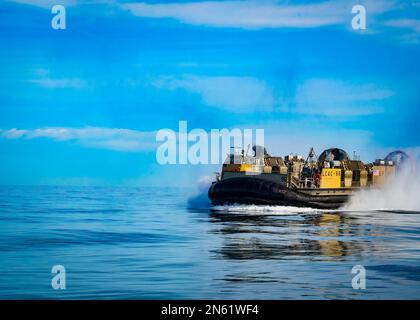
top-left (10, 0), bottom-right (417, 45)
top-left (0, 128), bottom-right (28, 139)
top-left (385, 19), bottom-right (420, 32)
top-left (153, 74), bottom-right (275, 112)
top-left (123, 0), bottom-right (394, 29)
top-left (383, 18), bottom-right (420, 44)
top-left (294, 79), bottom-right (394, 116)
top-left (0, 127), bottom-right (157, 152)
top-left (122, 1), bottom-right (420, 45)
top-left (28, 68), bottom-right (87, 89)
top-left (153, 75), bottom-right (394, 116)
top-left (29, 78), bottom-right (87, 89)
top-left (8, 0), bottom-right (105, 9)
top-left (265, 128), bottom-right (374, 160)
top-left (233, 118), bottom-right (384, 162)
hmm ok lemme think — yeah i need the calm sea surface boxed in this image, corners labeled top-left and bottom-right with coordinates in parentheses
top-left (0, 186), bottom-right (419, 299)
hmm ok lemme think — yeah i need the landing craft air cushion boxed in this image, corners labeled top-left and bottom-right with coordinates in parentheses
top-left (208, 147), bottom-right (405, 209)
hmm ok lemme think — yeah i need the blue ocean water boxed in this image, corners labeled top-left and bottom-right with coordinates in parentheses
top-left (0, 185), bottom-right (419, 299)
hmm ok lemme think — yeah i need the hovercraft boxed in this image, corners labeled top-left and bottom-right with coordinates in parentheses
top-left (208, 146), bottom-right (399, 209)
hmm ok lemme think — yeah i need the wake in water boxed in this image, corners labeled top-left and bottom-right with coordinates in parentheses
top-left (187, 176), bottom-right (322, 215)
top-left (343, 166), bottom-right (420, 212)
top-left (211, 204), bottom-right (323, 215)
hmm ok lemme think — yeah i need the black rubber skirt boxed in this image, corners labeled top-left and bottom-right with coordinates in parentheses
top-left (208, 177), bottom-right (348, 209)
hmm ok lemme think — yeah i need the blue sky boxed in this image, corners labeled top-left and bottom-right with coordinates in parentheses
top-left (0, 0), bottom-right (419, 186)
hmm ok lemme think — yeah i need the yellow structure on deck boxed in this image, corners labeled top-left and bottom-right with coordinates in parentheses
top-left (240, 164), bottom-right (252, 172)
top-left (320, 168), bottom-right (342, 189)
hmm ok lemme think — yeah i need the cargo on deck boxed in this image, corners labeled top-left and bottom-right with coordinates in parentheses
top-left (208, 146), bottom-right (406, 209)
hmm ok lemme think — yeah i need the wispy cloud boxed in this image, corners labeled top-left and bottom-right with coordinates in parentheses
top-left (383, 18), bottom-right (420, 43)
top-left (385, 19), bottom-right (420, 32)
top-left (122, 1), bottom-right (420, 45)
top-left (0, 127), bottom-right (157, 152)
top-left (294, 79), bottom-right (394, 116)
top-left (153, 75), bottom-right (394, 116)
top-left (8, 0), bottom-right (103, 9)
top-left (29, 78), bottom-right (87, 89)
top-left (9, 0), bottom-right (417, 45)
top-left (153, 74), bottom-right (275, 112)
top-left (123, 0), bottom-right (394, 29)
top-left (264, 126), bottom-right (375, 160)
top-left (28, 68), bottom-right (88, 89)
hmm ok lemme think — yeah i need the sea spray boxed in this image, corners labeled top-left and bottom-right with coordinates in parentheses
top-left (186, 176), bottom-right (323, 215)
top-left (187, 175), bottom-right (213, 209)
top-left (343, 166), bottom-right (420, 212)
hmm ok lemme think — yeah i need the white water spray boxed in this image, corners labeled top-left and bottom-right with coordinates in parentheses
top-left (343, 166), bottom-right (420, 212)
top-left (187, 175), bottom-right (213, 209)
